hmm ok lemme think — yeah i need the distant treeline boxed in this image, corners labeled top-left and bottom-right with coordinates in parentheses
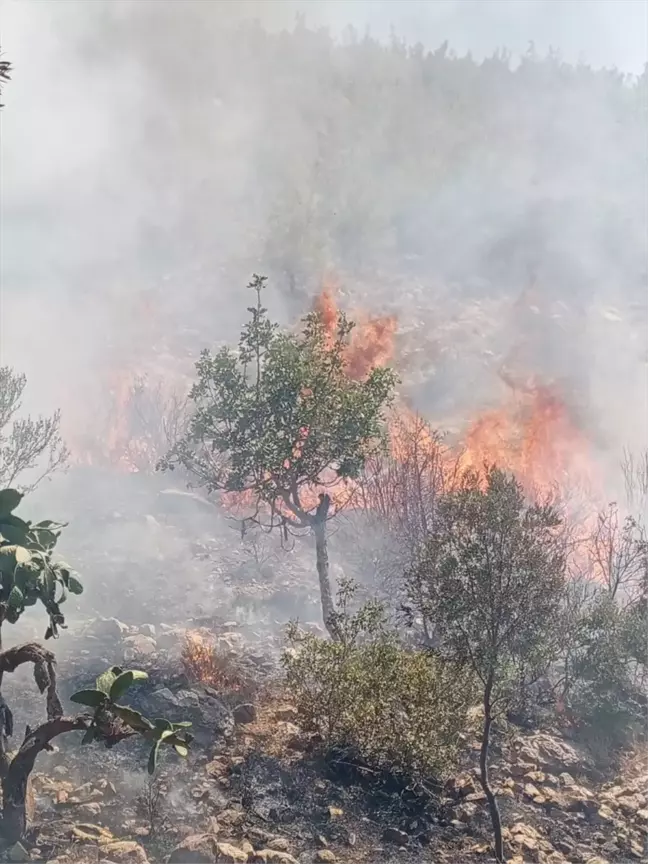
top-left (63, 7), bottom-right (648, 304)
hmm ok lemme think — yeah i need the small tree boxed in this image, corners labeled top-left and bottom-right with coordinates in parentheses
top-left (407, 467), bottom-right (567, 863)
top-left (0, 367), bottom-right (68, 491)
top-left (0, 488), bottom-right (191, 842)
top-left (160, 276), bottom-right (397, 637)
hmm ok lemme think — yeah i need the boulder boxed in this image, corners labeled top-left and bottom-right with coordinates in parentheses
top-left (122, 634), bottom-right (157, 657)
top-left (517, 733), bottom-right (589, 774)
top-left (167, 840), bottom-right (249, 864)
top-left (86, 617), bottom-right (130, 642)
top-left (315, 853), bottom-right (337, 863)
top-left (252, 853), bottom-right (298, 864)
top-left (98, 841), bottom-right (148, 864)
top-left (233, 703), bottom-right (257, 724)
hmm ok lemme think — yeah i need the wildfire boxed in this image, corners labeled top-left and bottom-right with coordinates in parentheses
top-left (315, 283), bottom-right (397, 380)
top-left (182, 629), bottom-right (245, 691)
top-left (69, 277), bottom-right (601, 538)
top-left (457, 373), bottom-right (599, 506)
top-left (67, 367), bottom-right (189, 473)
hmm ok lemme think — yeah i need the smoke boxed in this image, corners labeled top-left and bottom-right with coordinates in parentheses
top-left (1, 1), bottom-right (646, 537)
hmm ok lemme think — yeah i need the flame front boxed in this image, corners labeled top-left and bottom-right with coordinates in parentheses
top-left (315, 283), bottom-right (397, 380)
top-left (67, 279), bottom-right (601, 540)
top-left (182, 629), bottom-right (245, 691)
top-left (458, 374), bottom-right (599, 506)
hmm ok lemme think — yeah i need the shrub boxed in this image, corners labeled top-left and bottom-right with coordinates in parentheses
top-left (283, 582), bottom-right (473, 782)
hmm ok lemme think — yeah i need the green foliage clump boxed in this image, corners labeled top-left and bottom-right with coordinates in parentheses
top-left (283, 582), bottom-right (474, 782)
top-left (0, 488), bottom-right (82, 637)
top-left (567, 589), bottom-right (647, 748)
top-left (71, 666), bottom-right (192, 774)
top-left (162, 276), bottom-right (396, 505)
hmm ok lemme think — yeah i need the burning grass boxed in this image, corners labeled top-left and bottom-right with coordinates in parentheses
top-left (181, 628), bottom-right (249, 694)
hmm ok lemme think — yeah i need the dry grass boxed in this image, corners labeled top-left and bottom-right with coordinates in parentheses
top-left (181, 628), bottom-right (248, 693)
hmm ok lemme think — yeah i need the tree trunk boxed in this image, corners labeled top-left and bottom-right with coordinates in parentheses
top-left (1, 717), bottom-right (85, 843)
top-left (479, 672), bottom-right (505, 863)
top-left (313, 494), bottom-right (337, 640)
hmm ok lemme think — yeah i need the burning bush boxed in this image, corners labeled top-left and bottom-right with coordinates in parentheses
top-left (283, 581), bottom-right (474, 783)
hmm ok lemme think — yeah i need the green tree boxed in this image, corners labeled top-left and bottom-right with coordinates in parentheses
top-left (407, 468), bottom-right (567, 863)
top-left (160, 276), bottom-right (397, 637)
top-left (0, 488), bottom-right (191, 843)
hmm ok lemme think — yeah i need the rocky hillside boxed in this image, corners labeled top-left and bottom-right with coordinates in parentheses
top-left (3, 613), bottom-right (645, 864)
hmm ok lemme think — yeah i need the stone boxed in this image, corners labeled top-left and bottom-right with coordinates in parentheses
top-left (71, 824), bottom-right (114, 842)
top-left (97, 842), bottom-right (148, 863)
top-left (381, 827), bottom-right (409, 845)
top-left (516, 733), bottom-right (587, 773)
top-left (233, 703), bottom-right (257, 724)
top-left (456, 802), bottom-right (478, 822)
top-left (7, 843), bottom-right (30, 863)
top-left (315, 853), bottom-right (337, 863)
top-left (328, 806), bottom-right (343, 819)
top-left (215, 844), bottom-right (249, 863)
top-left (446, 773), bottom-right (477, 798)
top-left (167, 836), bottom-right (250, 864)
top-left (205, 758), bottom-right (229, 778)
top-left (252, 853), bottom-right (298, 864)
top-left (596, 805), bottom-right (615, 824)
top-left (78, 802), bottom-right (102, 818)
top-left (122, 634), bottom-right (157, 657)
top-left (266, 839), bottom-right (291, 851)
top-left (86, 617), bottom-right (130, 641)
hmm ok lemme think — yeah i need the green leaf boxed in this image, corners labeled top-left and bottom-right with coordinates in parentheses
top-left (0, 547), bottom-right (17, 574)
top-left (154, 717), bottom-right (173, 732)
top-left (82, 726), bottom-right (97, 744)
top-left (95, 667), bottom-right (122, 695)
top-left (173, 743), bottom-right (189, 757)
top-left (0, 514), bottom-right (31, 546)
top-left (171, 721), bottom-right (193, 728)
top-left (0, 489), bottom-right (23, 517)
top-left (42, 567), bottom-right (56, 600)
top-left (113, 705), bottom-right (155, 731)
top-left (148, 740), bottom-right (161, 775)
top-left (109, 670), bottom-right (148, 702)
top-left (70, 689), bottom-right (108, 708)
top-left (0, 545), bottom-right (30, 573)
top-left (32, 519), bottom-right (67, 531)
top-left (67, 574), bottom-right (84, 595)
top-left (14, 546), bottom-right (31, 564)
top-left (7, 585), bottom-right (24, 609)
top-left (28, 528), bottom-right (59, 550)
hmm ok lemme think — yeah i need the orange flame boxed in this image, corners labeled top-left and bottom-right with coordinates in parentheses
top-left (315, 283), bottom-right (397, 380)
top-left (457, 373), bottom-right (598, 508)
top-left (70, 278), bottom-right (601, 552)
top-left (182, 629), bottom-right (245, 691)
